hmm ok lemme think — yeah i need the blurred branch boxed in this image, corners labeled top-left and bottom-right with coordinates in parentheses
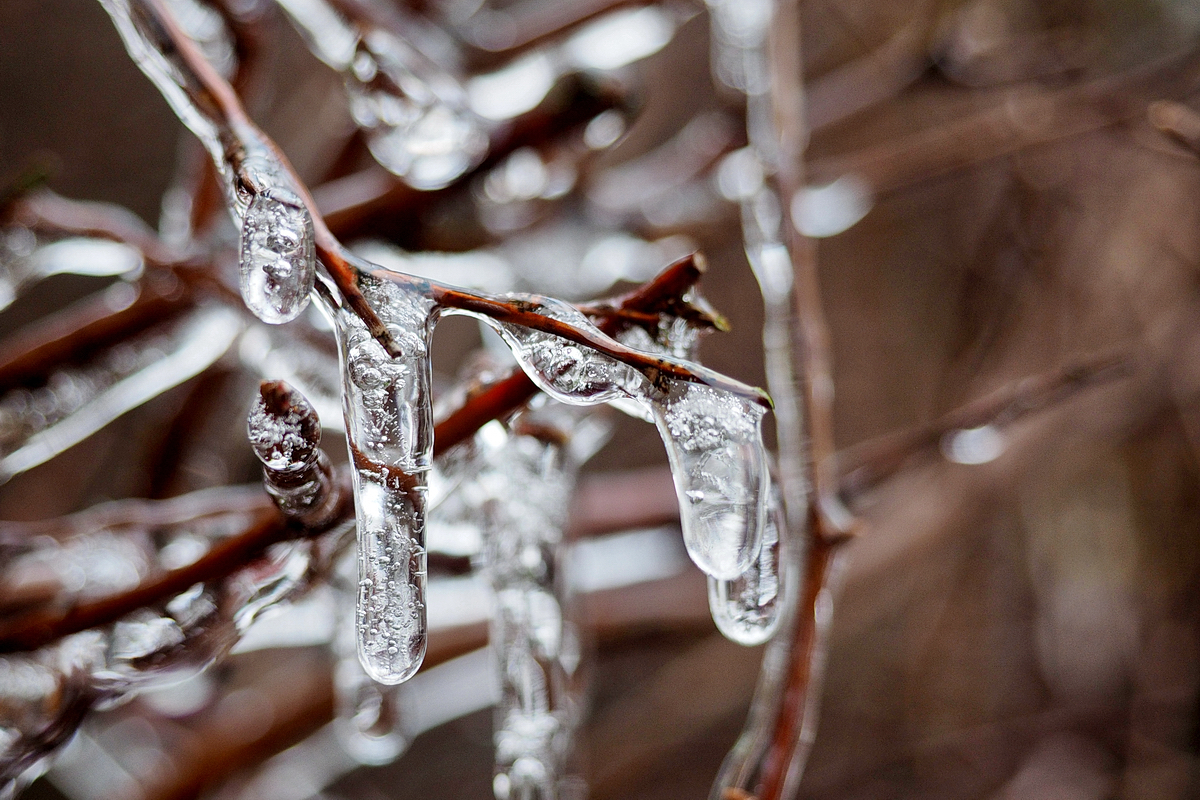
top-left (837, 350), bottom-right (1134, 502)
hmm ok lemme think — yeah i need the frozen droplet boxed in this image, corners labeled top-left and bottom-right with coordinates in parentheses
top-left (653, 380), bottom-right (768, 580)
top-left (239, 187), bottom-right (316, 324)
top-left (790, 175), bottom-right (873, 238)
top-left (942, 423), bottom-right (1005, 465)
top-left (708, 487), bottom-right (785, 645)
top-left (487, 299), bottom-right (639, 406)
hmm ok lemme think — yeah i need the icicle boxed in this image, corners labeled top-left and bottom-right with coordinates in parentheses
top-left (332, 277), bottom-right (438, 685)
top-left (238, 187), bottom-right (316, 325)
top-left (274, 0), bottom-right (487, 189)
top-left (653, 380), bottom-right (768, 580)
top-left (457, 295), bottom-right (769, 581)
top-left (708, 485), bottom-right (787, 645)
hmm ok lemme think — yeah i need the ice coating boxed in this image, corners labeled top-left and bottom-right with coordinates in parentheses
top-left (653, 380), bottom-right (769, 580)
top-left (0, 489), bottom-right (343, 794)
top-left (0, 232), bottom-right (144, 312)
top-left (463, 295), bottom-right (770, 580)
top-left (238, 187), bottom-right (316, 325)
top-left (333, 277), bottom-right (438, 685)
top-left (0, 305), bottom-right (242, 483)
top-left (493, 301), bottom-right (641, 406)
top-left (275, 0), bottom-right (487, 189)
top-left (708, 486), bottom-right (787, 645)
top-left (247, 384), bottom-right (320, 473)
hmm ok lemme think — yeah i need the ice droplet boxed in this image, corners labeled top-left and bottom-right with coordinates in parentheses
top-left (708, 486), bottom-right (785, 645)
top-left (238, 187), bottom-right (316, 324)
top-left (653, 380), bottom-right (768, 580)
top-left (334, 278), bottom-right (437, 684)
top-left (488, 299), bottom-right (640, 406)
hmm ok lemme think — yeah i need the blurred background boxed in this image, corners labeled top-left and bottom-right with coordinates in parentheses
top-left (5, 0), bottom-right (1200, 798)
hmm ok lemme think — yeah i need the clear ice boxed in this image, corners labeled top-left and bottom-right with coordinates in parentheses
top-left (0, 231), bottom-right (143, 312)
top-left (332, 549), bottom-right (411, 765)
top-left (0, 488), bottom-right (341, 794)
top-left (708, 486), bottom-right (787, 645)
top-left (653, 380), bottom-right (769, 581)
top-left (238, 187), bottom-right (316, 325)
top-left (460, 295), bottom-right (770, 581)
top-left (0, 305), bottom-right (242, 483)
top-left (331, 276), bottom-right (438, 685)
top-left (470, 412), bottom-right (590, 800)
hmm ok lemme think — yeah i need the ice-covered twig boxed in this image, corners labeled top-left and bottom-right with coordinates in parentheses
top-left (105, 0), bottom-right (764, 405)
top-left (432, 251), bottom-right (729, 453)
top-left (0, 280), bottom-right (191, 392)
top-left (0, 508), bottom-right (281, 654)
top-left (249, 380), bottom-right (343, 527)
top-left (709, 0), bottom-right (853, 796)
top-left (5, 190), bottom-right (175, 265)
top-left (317, 72), bottom-right (627, 242)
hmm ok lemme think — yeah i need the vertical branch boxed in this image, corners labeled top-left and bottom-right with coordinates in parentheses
top-left (718, 1), bottom-right (856, 798)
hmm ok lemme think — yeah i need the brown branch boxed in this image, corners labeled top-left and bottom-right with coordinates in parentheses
top-left (809, 49), bottom-right (1200, 195)
top-left (0, 485), bottom-right (353, 654)
top-left (6, 188), bottom-right (242, 303)
top-left (131, 0), bottom-right (398, 357)
top-left (836, 350), bottom-right (1132, 502)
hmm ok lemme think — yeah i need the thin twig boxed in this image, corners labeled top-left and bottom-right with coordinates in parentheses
top-left (729, 2), bottom-right (856, 799)
top-left (837, 350), bottom-right (1132, 502)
